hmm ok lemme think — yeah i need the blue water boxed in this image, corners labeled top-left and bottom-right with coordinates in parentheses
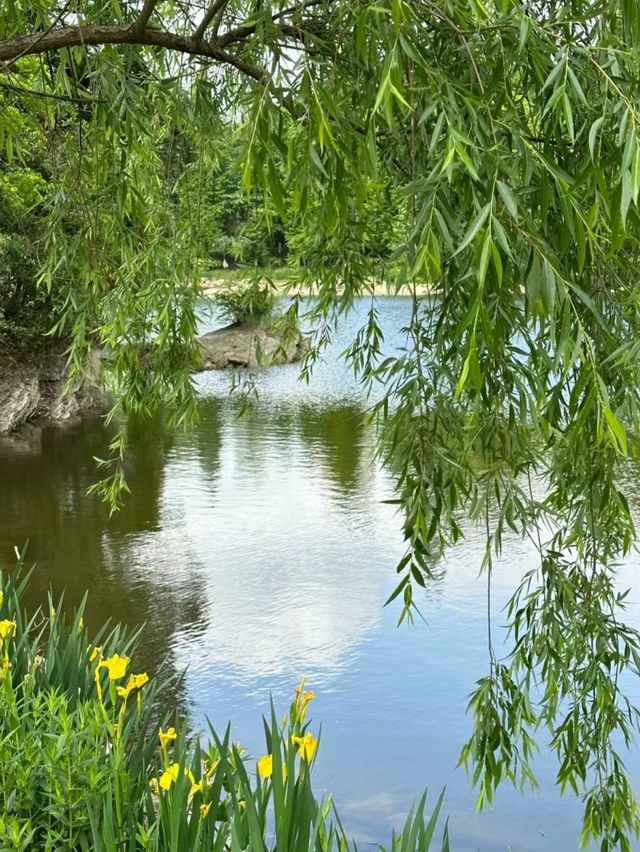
top-left (1, 297), bottom-right (638, 850)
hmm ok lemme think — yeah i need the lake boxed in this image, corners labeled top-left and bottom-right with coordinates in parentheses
top-left (1, 297), bottom-right (638, 851)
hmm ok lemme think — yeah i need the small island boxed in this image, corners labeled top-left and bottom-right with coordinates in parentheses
top-left (195, 279), bottom-right (306, 371)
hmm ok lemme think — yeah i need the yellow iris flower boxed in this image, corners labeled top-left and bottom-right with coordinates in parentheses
top-left (94, 654), bottom-right (129, 703)
top-left (199, 803), bottom-right (211, 818)
top-left (101, 654), bottom-right (129, 680)
top-left (159, 726), bottom-right (177, 750)
top-left (157, 762), bottom-right (196, 793)
top-left (0, 620), bottom-right (16, 641)
top-left (257, 754), bottom-right (287, 780)
top-left (159, 763), bottom-right (180, 791)
top-left (116, 672), bottom-right (148, 701)
top-left (257, 754), bottom-right (273, 778)
top-left (294, 678), bottom-right (315, 722)
top-left (292, 732), bottom-right (318, 761)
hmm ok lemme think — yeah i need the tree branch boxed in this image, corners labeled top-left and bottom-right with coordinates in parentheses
top-left (0, 26), bottom-right (268, 84)
top-left (194, 0), bottom-right (230, 40)
top-left (133, 0), bottom-right (161, 34)
top-left (218, 21), bottom-right (314, 48)
top-left (0, 80), bottom-right (104, 104)
top-left (272, 0), bottom-right (328, 22)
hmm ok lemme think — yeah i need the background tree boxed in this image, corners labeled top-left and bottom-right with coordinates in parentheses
top-left (2, 2), bottom-right (640, 847)
top-left (0, 68), bottom-right (60, 340)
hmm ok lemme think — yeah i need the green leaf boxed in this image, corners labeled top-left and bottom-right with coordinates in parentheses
top-left (603, 406), bottom-right (628, 455)
top-left (455, 204), bottom-right (491, 256)
top-left (496, 180), bottom-right (518, 219)
top-left (621, 169), bottom-right (632, 229)
top-left (588, 116), bottom-right (604, 161)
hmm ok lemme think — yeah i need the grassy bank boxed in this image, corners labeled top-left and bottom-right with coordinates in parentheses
top-left (0, 551), bottom-right (449, 851)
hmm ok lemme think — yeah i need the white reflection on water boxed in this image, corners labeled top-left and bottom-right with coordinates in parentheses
top-left (118, 410), bottom-right (400, 683)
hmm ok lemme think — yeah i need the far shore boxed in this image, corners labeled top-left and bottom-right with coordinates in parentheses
top-left (201, 274), bottom-right (436, 299)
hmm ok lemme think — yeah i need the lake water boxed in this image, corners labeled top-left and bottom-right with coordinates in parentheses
top-left (1, 297), bottom-right (639, 851)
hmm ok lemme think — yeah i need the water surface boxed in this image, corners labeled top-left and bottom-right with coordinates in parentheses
top-left (1, 298), bottom-right (638, 851)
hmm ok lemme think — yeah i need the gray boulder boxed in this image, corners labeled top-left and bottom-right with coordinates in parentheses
top-left (196, 322), bottom-right (306, 371)
top-left (0, 342), bottom-right (102, 434)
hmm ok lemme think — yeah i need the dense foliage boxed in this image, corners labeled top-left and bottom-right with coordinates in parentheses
top-left (213, 281), bottom-right (277, 325)
top-left (0, 554), bottom-right (449, 851)
top-left (3, 0), bottom-right (640, 847)
top-left (0, 73), bottom-right (59, 340)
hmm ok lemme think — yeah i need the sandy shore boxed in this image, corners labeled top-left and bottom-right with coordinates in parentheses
top-left (201, 277), bottom-right (435, 298)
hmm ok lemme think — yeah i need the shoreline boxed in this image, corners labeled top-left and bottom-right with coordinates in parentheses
top-left (200, 276), bottom-right (436, 299)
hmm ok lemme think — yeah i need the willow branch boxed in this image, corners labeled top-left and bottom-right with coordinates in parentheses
top-left (272, 0), bottom-right (328, 21)
top-left (133, 0), bottom-right (161, 34)
top-left (0, 80), bottom-right (103, 103)
top-left (0, 26), bottom-right (267, 83)
top-left (218, 21), bottom-right (314, 48)
top-left (194, 0), bottom-right (230, 40)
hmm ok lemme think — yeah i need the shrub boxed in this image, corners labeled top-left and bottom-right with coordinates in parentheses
top-left (213, 281), bottom-right (276, 325)
top-left (0, 551), bottom-right (450, 851)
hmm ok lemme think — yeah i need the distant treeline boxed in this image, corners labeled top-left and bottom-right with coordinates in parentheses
top-left (0, 75), bottom-right (406, 341)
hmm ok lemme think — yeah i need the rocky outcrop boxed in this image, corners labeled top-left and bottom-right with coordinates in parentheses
top-left (0, 323), bottom-right (303, 434)
top-left (196, 322), bottom-right (306, 371)
top-left (0, 341), bottom-right (103, 435)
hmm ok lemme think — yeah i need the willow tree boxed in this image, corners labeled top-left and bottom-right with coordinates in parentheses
top-left (2, 0), bottom-right (640, 847)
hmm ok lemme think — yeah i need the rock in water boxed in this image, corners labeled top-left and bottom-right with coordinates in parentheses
top-left (196, 323), bottom-right (306, 371)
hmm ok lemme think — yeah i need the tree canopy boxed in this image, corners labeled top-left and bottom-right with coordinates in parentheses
top-left (3, 1), bottom-right (640, 847)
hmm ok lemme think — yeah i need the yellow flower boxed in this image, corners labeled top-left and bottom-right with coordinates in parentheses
top-left (149, 778), bottom-right (159, 795)
top-left (98, 654), bottom-right (129, 681)
top-left (0, 620), bottom-right (16, 641)
top-left (89, 646), bottom-right (102, 663)
top-left (159, 763), bottom-right (180, 791)
top-left (117, 672), bottom-right (149, 701)
top-left (257, 754), bottom-right (273, 778)
top-left (199, 802), bottom-right (211, 818)
top-left (189, 781), bottom-right (203, 799)
top-left (159, 726), bottom-right (177, 750)
top-left (0, 591), bottom-right (4, 607)
top-left (292, 732), bottom-right (318, 761)
top-left (294, 678), bottom-right (315, 722)
top-left (257, 754), bottom-right (287, 781)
